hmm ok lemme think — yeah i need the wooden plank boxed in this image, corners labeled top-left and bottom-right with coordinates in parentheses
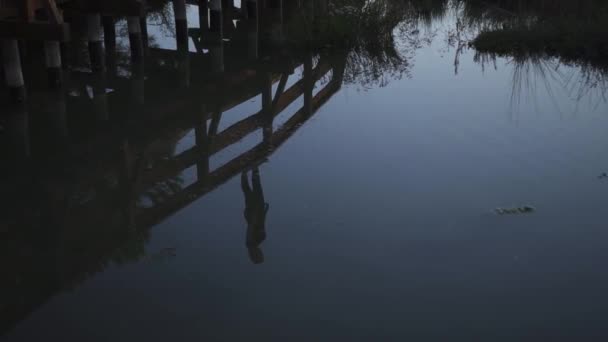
top-left (0, 21), bottom-right (70, 41)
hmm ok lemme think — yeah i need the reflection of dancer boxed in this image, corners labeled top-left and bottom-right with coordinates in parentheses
top-left (241, 166), bottom-right (269, 264)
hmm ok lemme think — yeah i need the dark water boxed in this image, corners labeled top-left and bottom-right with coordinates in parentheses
top-left (2, 1), bottom-right (608, 341)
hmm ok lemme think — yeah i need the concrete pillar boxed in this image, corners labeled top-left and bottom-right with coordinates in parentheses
top-left (128, 16), bottom-right (144, 62)
top-left (87, 14), bottom-right (105, 72)
top-left (2, 39), bottom-right (26, 103)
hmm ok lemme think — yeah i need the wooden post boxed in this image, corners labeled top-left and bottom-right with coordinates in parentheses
top-left (87, 14), bottom-right (105, 72)
top-left (2, 39), bottom-right (26, 103)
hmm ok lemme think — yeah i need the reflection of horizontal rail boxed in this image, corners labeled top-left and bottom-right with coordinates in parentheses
top-left (139, 60), bottom-right (333, 187)
top-left (137, 70), bottom-right (342, 228)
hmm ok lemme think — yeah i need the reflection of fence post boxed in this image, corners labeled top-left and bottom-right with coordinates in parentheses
top-left (209, 0), bottom-right (224, 72)
top-left (261, 73), bottom-right (273, 142)
top-left (208, 107), bottom-right (222, 136)
top-left (131, 60), bottom-right (146, 106)
top-left (199, 0), bottom-right (209, 33)
top-left (92, 73), bottom-right (109, 121)
top-left (47, 82), bottom-right (69, 144)
top-left (316, 0), bottom-right (328, 16)
top-left (2, 39), bottom-right (26, 103)
top-left (303, 54), bottom-right (313, 116)
top-left (246, 0), bottom-right (257, 19)
top-left (102, 16), bottom-right (117, 74)
top-left (140, 10), bottom-right (149, 56)
top-left (173, 0), bottom-right (190, 87)
top-left (5, 104), bottom-right (30, 158)
top-left (195, 107), bottom-right (210, 183)
top-left (267, 0), bottom-right (283, 44)
top-left (331, 52), bottom-right (347, 89)
top-left (247, 5), bottom-right (259, 59)
top-left (128, 16), bottom-right (144, 63)
top-left (87, 14), bottom-right (105, 72)
top-left (120, 140), bottom-right (138, 231)
top-left (44, 41), bottom-right (63, 88)
top-left (174, 0), bottom-right (188, 52)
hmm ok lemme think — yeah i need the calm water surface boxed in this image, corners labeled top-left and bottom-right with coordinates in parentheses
top-left (2, 2), bottom-right (608, 341)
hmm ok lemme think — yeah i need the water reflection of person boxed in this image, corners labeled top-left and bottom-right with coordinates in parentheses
top-left (241, 166), bottom-right (269, 264)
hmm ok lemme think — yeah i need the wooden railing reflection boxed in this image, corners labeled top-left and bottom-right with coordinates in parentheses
top-left (0, 0), bottom-right (341, 336)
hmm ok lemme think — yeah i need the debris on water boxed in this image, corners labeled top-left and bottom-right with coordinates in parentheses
top-left (599, 172), bottom-right (608, 179)
top-left (495, 206), bottom-right (536, 215)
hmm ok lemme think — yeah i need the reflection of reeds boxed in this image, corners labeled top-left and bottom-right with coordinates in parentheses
top-left (460, 0), bottom-right (608, 106)
top-left (475, 51), bottom-right (608, 111)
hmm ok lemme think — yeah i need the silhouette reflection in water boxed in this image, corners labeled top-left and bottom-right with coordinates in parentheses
top-left (241, 166), bottom-right (269, 264)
